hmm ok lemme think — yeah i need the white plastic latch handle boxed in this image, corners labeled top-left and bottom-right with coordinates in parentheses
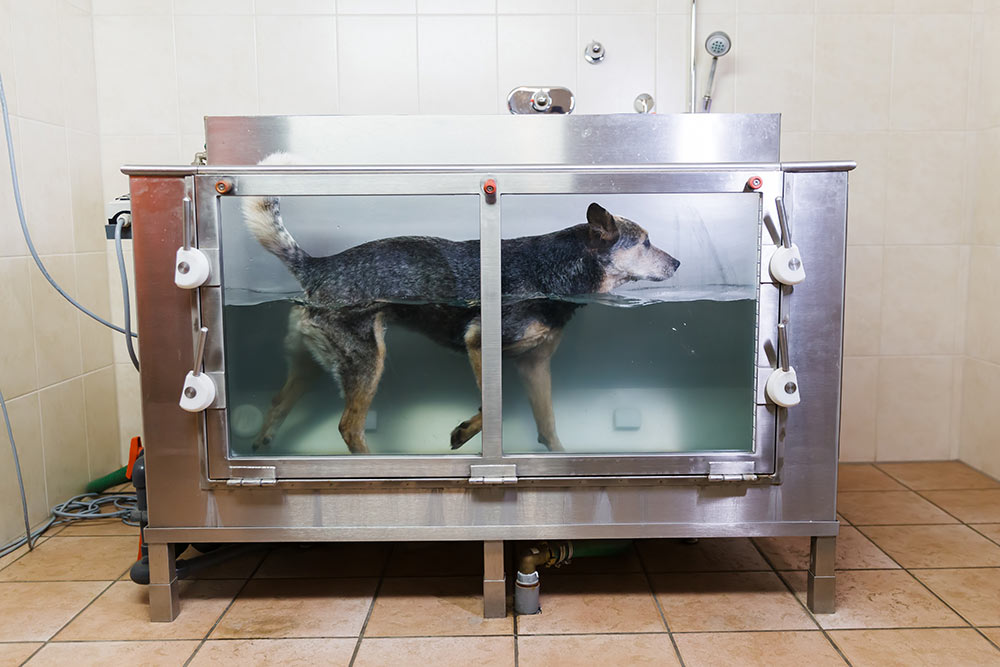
top-left (766, 366), bottom-right (801, 407)
top-left (769, 196), bottom-right (805, 285)
top-left (174, 195), bottom-right (210, 289)
top-left (767, 321), bottom-right (801, 407)
top-left (179, 327), bottom-right (216, 412)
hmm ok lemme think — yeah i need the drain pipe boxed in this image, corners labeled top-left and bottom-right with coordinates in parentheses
top-left (514, 540), bottom-right (632, 615)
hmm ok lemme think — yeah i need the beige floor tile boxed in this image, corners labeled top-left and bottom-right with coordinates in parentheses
top-left (0, 581), bottom-right (108, 642)
top-left (56, 579), bottom-right (243, 641)
top-left (651, 571), bottom-right (814, 632)
top-left (876, 461), bottom-right (1000, 490)
top-left (515, 574), bottom-right (664, 635)
top-left (0, 536), bottom-right (137, 581)
top-left (921, 490), bottom-right (1000, 523)
top-left (829, 628), bottom-right (1000, 667)
top-left (356, 637), bottom-right (515, 667)
top-left (365, 576), bottom-right (512, 637)
top-left (911, 568), bottom-right (1000, 626)
top-left (211, 578), bottom-right (377, 639)
top-left (545, 543), bottom-right (643, 575)
top-left (382, 541), bottom-right (483, 577)
top-left (190, 638), bottom-right (357, 666)
top-left (57, 518), bottom-right (139, 537)
top-left (254, 542), bottom-right (389, 579)
top-left (783, 570), bottom-right (964, 629)
top-left (982, 627), bottom-right (1000, 645)
top-left (0, 642), bottom-right (42, 666)
top-left (839, 464), bottom-right (905, 491)
top-left (517, 634), bottom-right (680, 666)
top-left (837, 491), bottom-right (958, 525)
top-left (179, 545), bottom-right (267, 580)
top-left (974, 524), bottom-right (1000, 544)
top-left (0, 538), bottom-right (48, 572)
top-left (861, 524), bottom-right (1000, 568)
top-left (27, 640), bottom-right (200, 666)
top-left (675, 631), bottom-right (846, 667)
top-left (754, 526), bottom-right (898, 570)
top-left (638, 537), bottom-right (770, 572)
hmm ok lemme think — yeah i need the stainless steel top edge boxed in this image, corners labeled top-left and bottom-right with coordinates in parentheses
top-left (121, 160), bottom-right (856, 177)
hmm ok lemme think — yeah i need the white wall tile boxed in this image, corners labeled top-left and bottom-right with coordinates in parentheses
top-left (75, 252), bottom-right (113, 374)
top-left (498, 15), bottom-right (577, 109)
top-left (114, 362), bottom-right (143, 461)
top-left (39, 377), bottom-right (89, 505)
top-left (960, 358), bottom-right (1000, 479)
top-left (965, 245), bottom-right (1000, 364)
top-left (93, 15), bottom-right (179, 134)
top-left (840, 356), bottom-right (878, 461)
top-left (877, 356), bottom-right (954, 461)
top-left (895, 0), bottom-right (973, 12)
top-left (980, 12), bottom-right (1000, 127)
top-left (972, 128), bottom-right (1000, 246)
top-left (0, 0), bottom-right (19, 117)
top-left (740, 0), bottom-right (813, 12)
top-left (67, 130), bottom-right (106, 253)
top-left (84, 366), bottom-right (122, 477)
top-left (880, 245), bottom-right (965, 356)
top-left (0, 392), bottom-right (48, 541)
top-left (579, 0), bottom-right (656, 12)
top-left (498, 0), bottom-right (575, 13)
top-left (173, 0), bottom-right (252, 13)
top-left (338, 16), bottom-right (418, 114)
top-left (656, 0), bottom-right (689, 12)
top-left (418, 0), bottom-right (495, 13)
top-left (17, 119), bottom-right (74, 255)
top-left (58, 4), bottom-right (100, 133)
top-left (417, 16), bottom-right (497, 114)
top-left (174, 15), bottom-right (258, 134)
top-left (890, 14), bottom-right (972, 131)
top-left (813, 14), bottom-right (892, 132)
top-left (92, 0), bottom-right (171, 14)
top-left (99, 134), bottom-right (179, 203)
top-left (256, 0), bottom-right (336, 13)
top-left (779, 131), bottom-right (811, 160)
top-left (0, 119), bottom-right (26, 258)
top-left (813, 132), bottom-right (888, 246)
top-left (575, 14), bottom-right (655, 114)
top-left (338, 0), bottom-right (416, 13)
top-left (0, 257), bottom-right (38, 399)
top-left (655, 14), bottom-right (690, 113)
top-left (884, 131), bottom-right (967, 245)
top-left (29, 254), bottom-right (84, 387)
top-left (12, 0), bottom-right (64, 125)
top-left (256, 15), bottom-right (339, 115)
top-left (844, 245), bottom-right (883, 356)
top-left (816, 0), bottom-right (893, 13)
top-left (734, 13), bottom-right (813, 131)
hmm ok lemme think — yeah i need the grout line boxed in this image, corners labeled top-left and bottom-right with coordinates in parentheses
top-left (635, 541), bottom-right (686, 667)
top-left (347, 542), bottom-right (394, 667)
top-left (183, 547), bottom-right (271, 667)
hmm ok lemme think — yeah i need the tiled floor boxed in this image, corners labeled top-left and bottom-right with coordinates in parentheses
top-left (1, 462), bottom-right (1000, 666)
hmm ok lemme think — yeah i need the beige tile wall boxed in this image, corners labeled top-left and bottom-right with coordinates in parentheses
top-left (0, 0), bottom-right (121, 545)
top-left (86, 0), bottom-right (998, 467)
top-left (959, 4), bottom-right (1000, 479)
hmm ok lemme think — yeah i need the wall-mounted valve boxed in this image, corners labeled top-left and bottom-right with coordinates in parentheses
top-left (179, 327), bottom-right (216, 413)
top-left (174, 196), bottom-right (211, 289)
top-left (507, 87), bottom-right (575, 114)
top-left (766, 321), bottom-right (801, 408)
top-left (584, 41), bottom-right (605, 63)
top-left (768, 196), bottom-right (805, 285)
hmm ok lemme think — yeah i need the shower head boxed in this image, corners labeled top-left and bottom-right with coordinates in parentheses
top-left (705, 31), bottom-right (732, 57)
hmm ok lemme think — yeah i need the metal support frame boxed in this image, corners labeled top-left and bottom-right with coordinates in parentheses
top-left (483, 540), bottom-right (506, 618)
top-left (148, 543), bottom-right (180, 622)
top-left (807, 534), bottom-right (836, 613)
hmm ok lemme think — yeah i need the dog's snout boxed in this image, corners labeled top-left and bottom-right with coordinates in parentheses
top-left (669, 256), bottom-right (680, 271)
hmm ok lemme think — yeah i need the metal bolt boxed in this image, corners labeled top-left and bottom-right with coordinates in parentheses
top-left (788, 257), bottom-right (801, 271)
top-left (215, 178), bottom-right (233, 194)
top-left (177, 261), bottom-right (190, 274)
top-left (184, 386), bottom-right (197, 399)
top-left (585, 41), bottom-right (605, 63)
top-left (784, 382), bottom-right (797, 394)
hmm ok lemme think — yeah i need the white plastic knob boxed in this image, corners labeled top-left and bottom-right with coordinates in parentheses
top-left (766, 367), bottom-right (801, 408)
top-left (179, 371), bottom-right (216, 412)
top-left (174, 247), bottom-right (211, 289)
top-left (769, 244), bottom-right (805, 285)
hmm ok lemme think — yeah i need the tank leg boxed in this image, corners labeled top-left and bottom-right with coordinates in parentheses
top-left (483, 540), bottom-right (506, 618)
top-left (807, 535), bottom-right (836, 613)
top-left (148, 542), bottom-right (180, 622)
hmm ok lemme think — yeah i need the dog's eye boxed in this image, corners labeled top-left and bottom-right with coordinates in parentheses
top-left (642, 239), bottom-right (651, 248)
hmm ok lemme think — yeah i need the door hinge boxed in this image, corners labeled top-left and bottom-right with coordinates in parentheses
top-left (707, 461), bottom-right (758, 482)
top-left (227, 466), bottom-right (277, 487)
top-left (469, 464), bottom-right (517, 485)
top-left (707, 473), bottom-right (759, 482)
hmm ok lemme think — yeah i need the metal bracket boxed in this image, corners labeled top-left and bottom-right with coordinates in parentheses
top-left (469, 464), bottom-right (517, 485)
top-left (226, 466), bottom-right (277, 487)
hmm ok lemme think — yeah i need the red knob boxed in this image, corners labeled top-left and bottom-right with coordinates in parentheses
top-left (483, 179), bottom-right (497, 195)
top-left (746, 176), bottom-right (762, 191)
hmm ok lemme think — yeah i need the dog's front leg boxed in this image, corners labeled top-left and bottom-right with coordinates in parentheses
top-left (451, 320), bottom-right (484, 449)
top-left (513, 332), bottom-right (565, 452)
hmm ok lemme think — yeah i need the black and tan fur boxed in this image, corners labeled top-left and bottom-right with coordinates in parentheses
top-left (243, 154), bottom-right (680, 454)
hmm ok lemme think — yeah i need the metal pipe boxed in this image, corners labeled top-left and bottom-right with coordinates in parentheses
top-left (515, 540), bottom-right (632, 615)
top-left (690, 0), bottom-right (697, 113)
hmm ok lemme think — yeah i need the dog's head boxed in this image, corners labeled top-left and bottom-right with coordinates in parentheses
top-left (585, 202), bottom-right (680, 290)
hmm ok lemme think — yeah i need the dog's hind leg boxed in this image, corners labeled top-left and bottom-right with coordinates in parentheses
top-left (254, 306), bottom-right (323, 450)
top-left (513, 329), bottom-right (565, 452)
top-left (450, 319), bottom-right (483, 449)
top-left (333, 312), bottom-right (387, 455)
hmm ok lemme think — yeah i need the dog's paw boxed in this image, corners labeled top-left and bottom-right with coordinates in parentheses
top-left (252, 434), bottom-right (272, 452)
top-left (450, 421), bottom-right (474, 449)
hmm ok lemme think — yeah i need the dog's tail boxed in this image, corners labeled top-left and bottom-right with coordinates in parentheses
top-left (241, 152), bottom-right (308, 269)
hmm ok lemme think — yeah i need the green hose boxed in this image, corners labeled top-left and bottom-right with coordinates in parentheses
top-left (569, 540), bottom-right (632, 559)
top-left (85, 466), bottom-right (129, 494)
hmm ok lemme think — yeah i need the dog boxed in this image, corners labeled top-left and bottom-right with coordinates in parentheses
top-left (243, 156), bottom-right (680, 454)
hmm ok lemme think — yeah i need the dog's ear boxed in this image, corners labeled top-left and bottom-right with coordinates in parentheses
top-left (586, 202), bottom-right (618, 247)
